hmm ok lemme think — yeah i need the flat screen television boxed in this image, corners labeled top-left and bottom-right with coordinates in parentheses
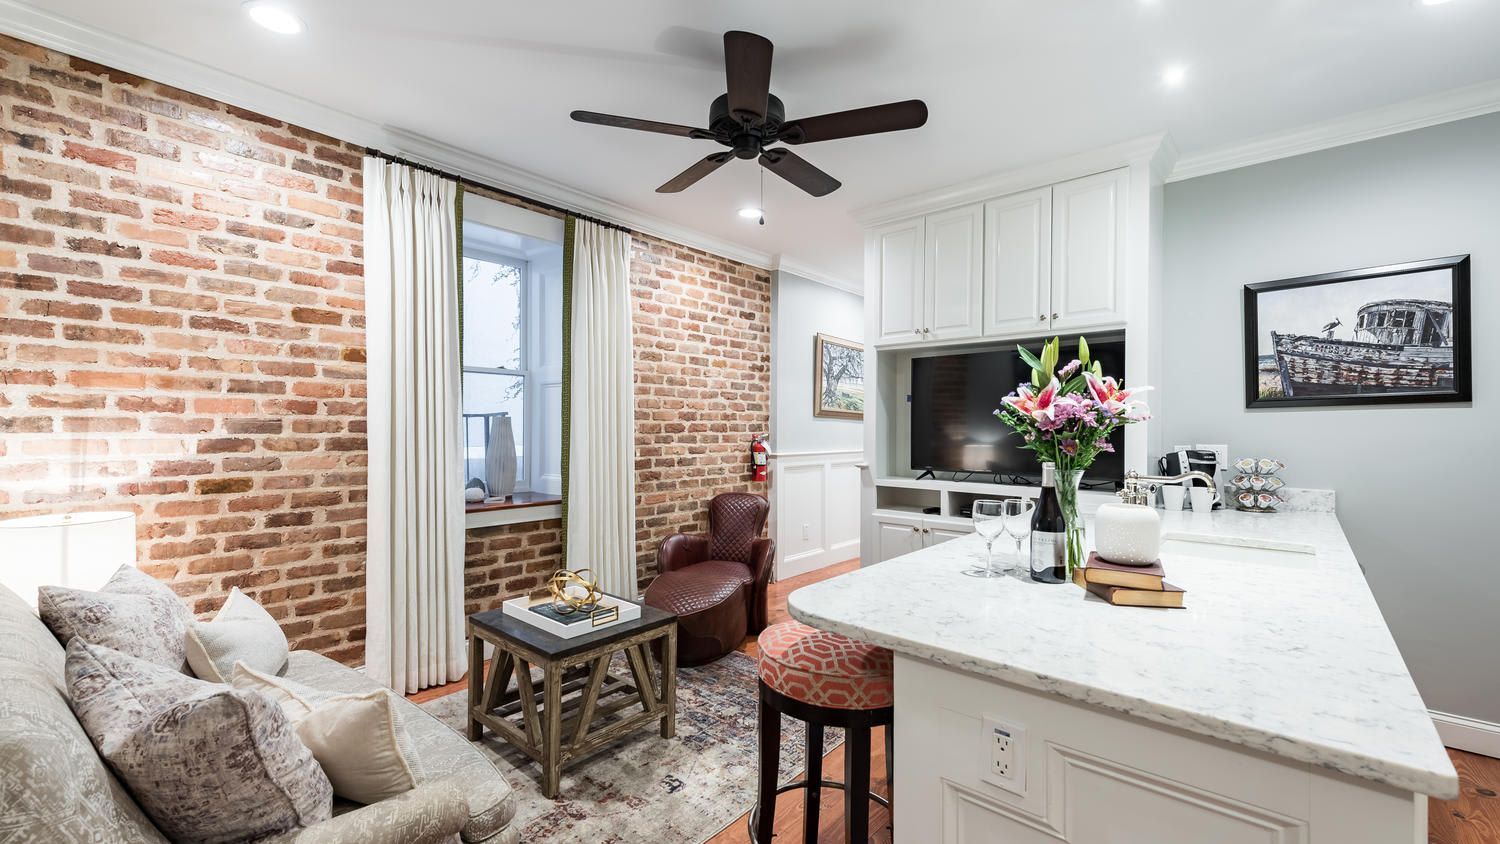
top-left (910, 341), bottom-right (1126, 484)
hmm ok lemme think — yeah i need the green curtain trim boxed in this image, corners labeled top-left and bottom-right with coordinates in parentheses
top-left (559, 216), bottom-right (576, 562)
top-left (454, 188), bottom-right (464, 357)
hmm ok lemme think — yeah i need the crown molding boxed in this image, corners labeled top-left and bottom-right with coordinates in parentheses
top-left (772, 258), bottom-right (863, 296)
top-left (1169, 78), bottom-right (1500, 183)
top-left (0, 0), bottom-right (776, 270)
top-left (852, 133), bottom-right (1171, 227)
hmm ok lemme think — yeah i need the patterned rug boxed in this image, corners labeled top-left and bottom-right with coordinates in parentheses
top-left (419, 650), bottom-right (843, 844)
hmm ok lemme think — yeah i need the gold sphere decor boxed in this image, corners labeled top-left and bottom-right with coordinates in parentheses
top-left (547, 568), bottom-right (603, 616)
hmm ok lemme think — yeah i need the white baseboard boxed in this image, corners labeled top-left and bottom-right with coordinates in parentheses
top-left (777, 540), bottom-right (860, 581)
top-left (1431, 710), bottom-right (1500, 759)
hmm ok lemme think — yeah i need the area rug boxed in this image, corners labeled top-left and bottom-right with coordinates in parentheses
top-left (419, 650), bottom-right (843, 844)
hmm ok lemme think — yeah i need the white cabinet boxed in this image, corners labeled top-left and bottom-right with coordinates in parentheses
top-left (874, 219), bottom-right (925, 343)
top-left (982, 187), bottom-right (1052, 337)
top-left (875, 512), bottom-right (974, 561)
top-left (923, 204), bottom-right (984, 341)
top-left (876, 513), bottom-right (925, 561)
top-left (875, 170), bottom-right (1127, 346)
top-left (1051, 168), bottom-right (1128, 332)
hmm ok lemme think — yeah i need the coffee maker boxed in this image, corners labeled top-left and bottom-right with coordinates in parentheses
top-left (1158, 449), bottom-right (1222, 508)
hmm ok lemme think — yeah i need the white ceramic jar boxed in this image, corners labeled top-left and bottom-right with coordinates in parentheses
top-left (1093, 502), bottom-right (1162, 566)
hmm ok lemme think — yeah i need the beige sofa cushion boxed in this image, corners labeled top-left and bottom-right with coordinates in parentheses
top-left (39, 564), bottom-right (193, 673)
top-left (282, 650), bottom-right (517, 843)
top-left (186, 587), bottom-right (289, 682)
top-left (233, 663), bottom-right (422, 804)
top-left (67, 640), bottom-right (333, 844)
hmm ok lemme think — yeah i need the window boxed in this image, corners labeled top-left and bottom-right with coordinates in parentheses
top-left (463, 250), bottom-right (528, 492)
top-left (460, 214), bottom-right (564, 514)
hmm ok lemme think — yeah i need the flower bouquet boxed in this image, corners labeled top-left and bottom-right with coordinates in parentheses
top-left (993, 337), bottom-right (1151, 576)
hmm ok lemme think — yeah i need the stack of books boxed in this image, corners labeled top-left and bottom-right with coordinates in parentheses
top-left (1072, 552), bottom-right (1186, 609)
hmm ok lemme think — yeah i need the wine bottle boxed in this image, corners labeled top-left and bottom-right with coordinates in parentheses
top-left (1030, 462), bottom-right (1067, 583)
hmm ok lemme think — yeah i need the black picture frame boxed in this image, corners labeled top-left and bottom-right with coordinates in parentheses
top-left (1243, 255), bottom-right (1471, 409)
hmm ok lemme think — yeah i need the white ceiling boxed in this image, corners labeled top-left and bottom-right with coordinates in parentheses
top-left (15, 0), bottom-right (1500, 285)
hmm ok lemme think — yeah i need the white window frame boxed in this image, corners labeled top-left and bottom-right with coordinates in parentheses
top-left (462, 244), bottom-right (533, 495)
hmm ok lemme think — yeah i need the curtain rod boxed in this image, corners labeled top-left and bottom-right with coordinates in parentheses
top-left (364, 147), bottom-right (631, 234)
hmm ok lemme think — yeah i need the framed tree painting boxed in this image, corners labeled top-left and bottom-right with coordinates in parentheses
top-left (814, 334), bottom-right (864, 419)
top-left (1243, 255), bottom-right (1471, 408)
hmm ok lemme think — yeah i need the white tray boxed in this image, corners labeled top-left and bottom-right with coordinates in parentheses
top-left (501, 589), bottom-right (641, 639)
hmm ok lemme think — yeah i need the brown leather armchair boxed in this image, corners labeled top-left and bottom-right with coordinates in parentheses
top-left (657, 492), bottom-right (774, 632)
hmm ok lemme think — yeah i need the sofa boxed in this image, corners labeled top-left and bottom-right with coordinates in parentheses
top-left (0, 584), bottom-right (518, 844)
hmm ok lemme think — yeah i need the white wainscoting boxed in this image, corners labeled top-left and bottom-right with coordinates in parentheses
top-left (769, 450), bottom-right (864, 580)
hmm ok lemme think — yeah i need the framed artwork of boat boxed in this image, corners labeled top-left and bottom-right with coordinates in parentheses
top-left (1243, 255), bottom-right (1471, 408)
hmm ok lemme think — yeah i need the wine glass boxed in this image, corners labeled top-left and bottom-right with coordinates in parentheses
top-left (1001, 498), bottom-right (1035, 568)
top-left (971, 499), bottom-right (1007, 578)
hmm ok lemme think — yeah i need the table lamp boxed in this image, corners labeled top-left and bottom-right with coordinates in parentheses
top-left (0, 511), bottom-right (137, 607)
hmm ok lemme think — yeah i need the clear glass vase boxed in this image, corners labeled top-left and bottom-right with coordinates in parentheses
top-left (1054, 467), bottom-right (1087, 579)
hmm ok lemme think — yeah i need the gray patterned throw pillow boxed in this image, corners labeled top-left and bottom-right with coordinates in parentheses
top-left (39, 564), bottom-right (193, 672)
top-left (66, 639), bottom-right (333, 844)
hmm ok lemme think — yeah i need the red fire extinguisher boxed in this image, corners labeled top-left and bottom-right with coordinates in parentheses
top-left (751, 434), bottom-right (769, 483)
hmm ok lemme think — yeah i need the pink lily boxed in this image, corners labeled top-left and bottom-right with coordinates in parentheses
top-left (1002, 377), bottom-right (1062, 423)
top-left (1086, 372), bottom-right (1152, 417)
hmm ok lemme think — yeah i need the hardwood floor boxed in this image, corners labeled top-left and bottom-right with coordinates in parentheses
top-left (411, 558), bottom-right (1496, 844)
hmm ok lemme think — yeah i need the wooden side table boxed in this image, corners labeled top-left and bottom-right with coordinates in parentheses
top-left (466, 602), bottom-right (678, 798)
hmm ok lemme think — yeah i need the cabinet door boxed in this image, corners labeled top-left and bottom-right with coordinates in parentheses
top-left (873, 220), bottom-right (925, 343)
top-left (925, 523), bottom-right (973, 547)
top-left (1051, 168), bottom-right (1128, 332)
top-left (923, 203), bottom-right (984, 341)
top-left (983, 188), bottom-right (1052, 338)
top-left (876, 515), bottom-right (924, 562)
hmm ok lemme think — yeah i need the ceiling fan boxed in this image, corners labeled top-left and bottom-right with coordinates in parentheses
top-left (570, 31), bottom-right (928, 198)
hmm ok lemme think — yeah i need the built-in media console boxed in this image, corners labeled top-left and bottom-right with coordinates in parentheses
top-left (908, 339), bottom-right (1126, 487)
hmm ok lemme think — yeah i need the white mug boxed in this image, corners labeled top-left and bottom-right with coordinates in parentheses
top-left (1160, 485), bottom-right (1185, 511)
top-left (1189, 486), bottom-right (1214, 514)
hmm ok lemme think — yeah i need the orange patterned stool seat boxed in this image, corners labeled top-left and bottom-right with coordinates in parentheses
top-left (750, 621), bottom-right (894, 843)
top-left (757, 621), bottom-right (894, 710)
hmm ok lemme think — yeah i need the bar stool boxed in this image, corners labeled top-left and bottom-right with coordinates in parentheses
top-left (751, 620), bottom-right (894, 844)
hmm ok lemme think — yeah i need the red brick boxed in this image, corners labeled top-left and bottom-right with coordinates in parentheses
top-left (62, 141), bottom-right (136, 172)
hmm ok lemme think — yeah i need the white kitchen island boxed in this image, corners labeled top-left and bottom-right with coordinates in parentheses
top-left (788, 509), bottom-right (1457, 844)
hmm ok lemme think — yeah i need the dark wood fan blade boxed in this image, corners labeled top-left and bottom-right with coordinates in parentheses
top-left (724, 31), bottom-right (773, 124)
top-left (779, 100), bottom-right (928, 144)
top-left (759, 148), bottom-right (840, 197)
top-left (571, 110), bottom-right (711, 138)
top-left (657, 152), bottom-right (734, 193)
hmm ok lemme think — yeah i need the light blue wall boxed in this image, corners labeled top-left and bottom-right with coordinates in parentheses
top-left (1162, 112), bottom-right (1498, 724)
top-left (771, 271), bottom-right (865, 453)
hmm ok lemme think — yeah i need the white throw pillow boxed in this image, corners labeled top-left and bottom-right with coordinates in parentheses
top-left (66, 640), bottom-right (332, 843)
top-left (185, 587), bottom-right (289, 682)
top-left (232, 664), bottom-right (422, 804)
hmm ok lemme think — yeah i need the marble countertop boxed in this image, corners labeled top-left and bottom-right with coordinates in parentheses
top-left (788, 509), bottom-right (1459, 798)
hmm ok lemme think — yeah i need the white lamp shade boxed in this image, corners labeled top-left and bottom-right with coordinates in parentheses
top-left (0, 511), bottom-right (137, 606)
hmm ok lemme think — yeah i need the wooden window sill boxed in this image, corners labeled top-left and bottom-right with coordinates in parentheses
top-left (464, 493), bottom-right (562, 529)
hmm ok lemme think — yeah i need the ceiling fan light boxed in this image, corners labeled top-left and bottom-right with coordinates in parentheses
top-left (738, 207), bottom-right (763, 219)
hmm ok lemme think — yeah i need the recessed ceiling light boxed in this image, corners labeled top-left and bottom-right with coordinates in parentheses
top-left (738, 207), bottom-right (763, 220)
top-left (1161, 64), bottom-right (1188, 88)
top-left (1418, 0), bottom-right (1454, 5)
top-left (244, 1), bottom-right (304, 34)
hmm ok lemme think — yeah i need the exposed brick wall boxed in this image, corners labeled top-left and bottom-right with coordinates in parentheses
top-left (0, 35), bottom-right (369, 663)
top-left (457, 192), bottom-right (771, 604)
top-left (0, 35), bottom-right (771, 659)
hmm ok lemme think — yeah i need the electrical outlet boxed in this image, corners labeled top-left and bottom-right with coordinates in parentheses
top-left (980, 716), bottom-right (1027, 795)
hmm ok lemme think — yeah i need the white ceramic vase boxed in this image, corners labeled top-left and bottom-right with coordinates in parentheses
top-left (1093, 501), bottom-right (1161, 566)
top-left (484, 414), bottom-right (517, 498)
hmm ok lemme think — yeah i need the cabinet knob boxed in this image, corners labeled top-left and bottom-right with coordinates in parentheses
top-left (1052, 312), bottom-right (1059, 320)
top-left (913, 329), bottom-right (921, 335)
top-left (1038, 315), bottom-right (1046, 322)
top-left (911, 526), bottom-right (919, 533)
top-left (922, 327), bottom-right (930, 334)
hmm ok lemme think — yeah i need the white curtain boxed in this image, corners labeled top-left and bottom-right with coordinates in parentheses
top-left (566, 220), bottom-right (636, 597)
top-left (362, 157), bottom-right (465, 694)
